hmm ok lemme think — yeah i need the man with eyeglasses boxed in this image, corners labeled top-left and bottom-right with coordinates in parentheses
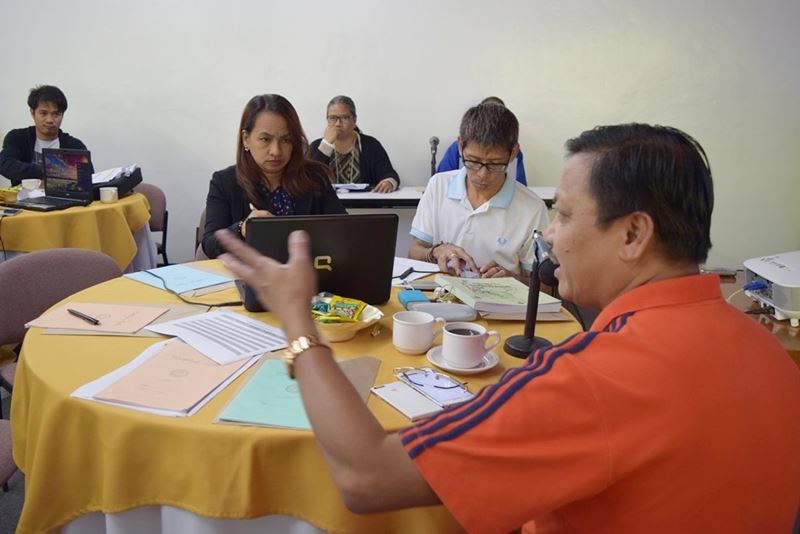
top-left (408, 103), bottom-right (549, 279)
top-left (0, 85), bottom-right (92, 186)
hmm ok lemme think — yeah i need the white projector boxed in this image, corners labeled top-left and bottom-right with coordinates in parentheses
top-left (743, 250), bottom-right (800, 327)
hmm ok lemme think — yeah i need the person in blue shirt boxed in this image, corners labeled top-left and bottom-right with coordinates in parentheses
top-left (436, 96), bottom-right (527, 186)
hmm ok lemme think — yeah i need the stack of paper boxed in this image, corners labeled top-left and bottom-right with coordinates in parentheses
top-left (333, 183), bottom-right (370, 191)
top-left (217, 356), bottom-right (380, 429)
top-left (124, 264), bottom-right (233, 295)
top-left (146, 310), bottom-right (287, 364)
top-left (26, 303), bottom-right (169, 333)
top-left (71, 339), bottom-right (259, 416)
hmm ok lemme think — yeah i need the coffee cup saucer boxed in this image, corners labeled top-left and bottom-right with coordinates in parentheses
top-left (426, 346), bottom-right (500, 375)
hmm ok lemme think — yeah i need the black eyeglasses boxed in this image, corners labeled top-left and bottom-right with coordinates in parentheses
top-left (326, 115), bottom-right (353, 123)
top-left (462, 159), bottom-right (508, 173)
top-left (395, 368), bottom-right (465, 390)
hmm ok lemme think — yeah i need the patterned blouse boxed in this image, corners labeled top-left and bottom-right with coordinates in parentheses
top-left (332, 133), bottom-right (362, 184)
top-left (255, 182), bottom-right (296, 215)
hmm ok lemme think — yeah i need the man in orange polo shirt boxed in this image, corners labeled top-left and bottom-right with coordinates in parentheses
top-left (216, 123), bottom-right (800, 533)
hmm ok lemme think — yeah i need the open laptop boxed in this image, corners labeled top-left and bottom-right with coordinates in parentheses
top-left (7, 148), bottom-right (94, 211)
top-left (239, 213), bottom-right (398, 312)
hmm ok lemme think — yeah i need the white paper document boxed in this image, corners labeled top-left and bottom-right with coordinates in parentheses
top-left (392, 257), bottom-right (441, 286)
top-left (70, 339), bottom-right (259, 417)
top-left (92, 167), bottom-right (124, 184)
top-left (146, 310), bottom-right (287, 364)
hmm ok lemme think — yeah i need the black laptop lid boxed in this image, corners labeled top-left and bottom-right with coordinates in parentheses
top-left (42, 148), bottom-right (93, 201)
top-left (243, 214), bottom-right (398, 310)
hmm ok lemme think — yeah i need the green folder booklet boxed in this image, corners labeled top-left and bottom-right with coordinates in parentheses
top-left (434, 274), bottom-right (561, 315)
top-left (217, 356), bottom-right (380, 430)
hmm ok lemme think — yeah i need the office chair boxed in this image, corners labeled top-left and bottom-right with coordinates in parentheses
top-left (134, 183), bottom-right (170, 266)
top-left (0, 249), bottom-right (122, 415)
top-left (0, 419), bottom-right (14, 492)
top-left (195, 208), bottom-right (209, 260)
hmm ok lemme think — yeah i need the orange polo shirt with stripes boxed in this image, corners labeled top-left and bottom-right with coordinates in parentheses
top-left (400, 274), bottom-right (800, 533)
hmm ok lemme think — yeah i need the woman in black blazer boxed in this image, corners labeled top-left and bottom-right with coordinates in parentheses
top-left (202, 94), bottom-right (346, 259)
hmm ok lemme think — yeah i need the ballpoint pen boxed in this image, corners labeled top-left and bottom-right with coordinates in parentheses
top-left (67, 308), bottom-right (101, 325)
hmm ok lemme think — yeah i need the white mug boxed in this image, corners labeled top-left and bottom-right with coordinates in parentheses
top-left (99, 187), bottom-right (118, 203)
top-left (442, 322), bottom-right (501, 369)
top-left (393, 311), bottom-right (445, 354)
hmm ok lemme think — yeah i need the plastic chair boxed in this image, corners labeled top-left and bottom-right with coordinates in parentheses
top-left (134, 183), bottom-right (170, 266)
top-left (0, 249), bottom-right (122, 411)
top-left (0, 418), bottom-right (14, 492)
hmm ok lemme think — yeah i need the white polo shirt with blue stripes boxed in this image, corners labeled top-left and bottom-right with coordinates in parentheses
top-left (410, 168), bottom-right (549, 274)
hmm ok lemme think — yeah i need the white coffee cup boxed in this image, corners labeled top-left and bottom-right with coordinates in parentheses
top-left (442, 322), bottom-right (501, 369)
top-left (393, 311), bottom-right (445, 354)
top-left (21, 178), bottom-right (41, 191)
top-left (99, 186), bottom-right (118, 203)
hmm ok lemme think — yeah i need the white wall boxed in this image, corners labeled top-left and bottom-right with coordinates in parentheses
top-left (2, 0), bottom-right (798, 265)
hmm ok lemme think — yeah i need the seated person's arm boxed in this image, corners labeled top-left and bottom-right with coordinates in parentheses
top-left (201, 174), bottom-right (244, 259)
top-left (479, 259), bottom-right (530, 283)
top-left (309, 124), bottom-right (338, 164)
top-left (216, 230), bottom-right (441, 513)
top-left (409, 237), bottom-right (479, 275)
top-left (0, 131), bottom-right (42, 185)
top-left (368, 139), bottom-right (399, 193)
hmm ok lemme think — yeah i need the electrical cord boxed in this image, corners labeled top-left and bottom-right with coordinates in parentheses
top-left (726, 280), bottom-right (768, 303)
top-left (141, 269), bottom-right (243, 307)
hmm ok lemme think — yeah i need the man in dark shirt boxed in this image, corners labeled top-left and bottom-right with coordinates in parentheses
top-left (0, 85), bottom-right (91, 186)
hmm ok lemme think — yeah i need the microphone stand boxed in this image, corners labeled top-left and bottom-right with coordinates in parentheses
top-left (503, 257), bottom-right (554, 358)
top-left (430, 144), bottom-right (438, 176)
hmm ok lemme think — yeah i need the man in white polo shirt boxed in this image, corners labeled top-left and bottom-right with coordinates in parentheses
top-left (408, 103), bottom-right (549, 279)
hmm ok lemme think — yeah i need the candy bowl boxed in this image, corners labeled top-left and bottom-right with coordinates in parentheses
top-left (315, 303), bottom-right (384, 342)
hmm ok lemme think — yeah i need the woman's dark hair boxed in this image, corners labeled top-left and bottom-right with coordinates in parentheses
top-left (28, 85), bottom-right (68, 112)
top-left (236, 94), bottom-right (332, 202)
top-left (565, 123), bottom-right (714, 264)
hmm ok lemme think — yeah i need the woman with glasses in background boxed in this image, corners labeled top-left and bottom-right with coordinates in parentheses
top-left (309, 95), bottom-right (400, 193)
top-left (201, 94), bottom-right (346, 259)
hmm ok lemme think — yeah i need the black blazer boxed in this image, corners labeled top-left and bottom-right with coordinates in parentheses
top-left (309, 132), bottom-right (399, 187)
top-left (201, 165), bottom-right (347, 259)
top-left (0, 126), bottom-right (92, 185)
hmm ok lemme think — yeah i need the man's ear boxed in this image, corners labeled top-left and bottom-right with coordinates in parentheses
top-left (29, 108), bottom-right (36, 119)
top-left (457, 136), bottom-right (463, 159)
top-left (508, 143), bottom-right (520, 163)
top-left (618, 211), bottom-right (655, 262)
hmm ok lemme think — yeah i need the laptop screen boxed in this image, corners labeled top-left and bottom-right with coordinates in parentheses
top-left (42, 148), bottom-right (93, 199)
top-left (244, 214), bottom-right (398, 309)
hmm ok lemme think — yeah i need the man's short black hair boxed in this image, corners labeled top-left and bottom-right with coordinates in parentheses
top-left (565, 123), bottom-right (714, 264)
top-left (28, 85), bottom-right (68, 112)
top-left (459, 103), bottom-right (519, 153)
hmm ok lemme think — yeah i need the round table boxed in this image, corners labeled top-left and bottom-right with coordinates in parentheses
top-left (11, 265), bottom-right (582, 533)
top-left (0, 193), bottom-right (154, 271)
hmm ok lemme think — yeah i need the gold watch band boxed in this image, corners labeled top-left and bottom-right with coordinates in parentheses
top-left (282, 334), bottom-right (325, 379)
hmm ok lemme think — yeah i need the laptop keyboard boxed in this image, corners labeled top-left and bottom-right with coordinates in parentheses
top-left (23, 196), bottom-right (85, 206)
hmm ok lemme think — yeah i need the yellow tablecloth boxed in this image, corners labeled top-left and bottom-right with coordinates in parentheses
top-left (11, 264), bottom-right (582, 533)
top-left (0, 193), bottom-right (150, 269)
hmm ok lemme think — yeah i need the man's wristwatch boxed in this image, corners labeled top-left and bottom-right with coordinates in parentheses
top-left (282, 334), bottom-right (326, 379)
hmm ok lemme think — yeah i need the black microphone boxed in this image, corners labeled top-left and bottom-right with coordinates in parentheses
top-left (429, 136), bottom-right (439, 176)
top-left (504, 230), bottom-right (557, 358)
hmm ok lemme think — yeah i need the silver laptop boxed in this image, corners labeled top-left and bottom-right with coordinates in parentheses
top-left (8, 148), bottom-right (94, 211)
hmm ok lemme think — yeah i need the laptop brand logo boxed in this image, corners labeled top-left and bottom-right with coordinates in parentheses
top-left (314, 255), bottom-right (333, 271)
